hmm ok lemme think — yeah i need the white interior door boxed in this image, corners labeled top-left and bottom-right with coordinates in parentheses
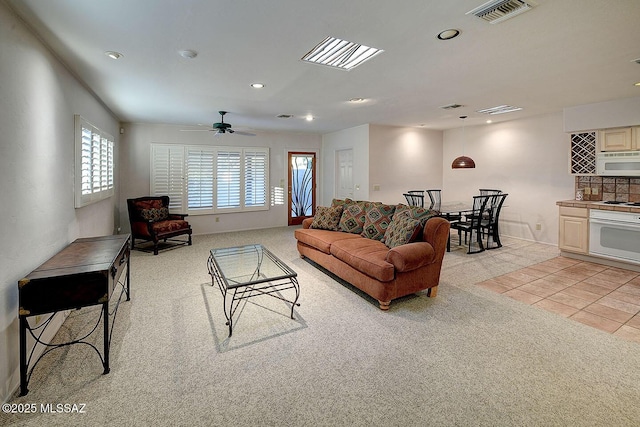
top-left (336, 149), bottom-right (353, 200)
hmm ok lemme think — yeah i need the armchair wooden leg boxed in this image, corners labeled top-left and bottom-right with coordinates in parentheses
top-left (378, 300), bottom-right (391, 310)
top-left (427, 286), bottom-right (438, 298)
top-left (188, 234), bottom-right (192, 246)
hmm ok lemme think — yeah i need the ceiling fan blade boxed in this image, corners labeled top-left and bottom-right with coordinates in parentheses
top-left (179, 129), bottom-right (214, 132)
top-left (232, 130), bottom-right (256, 136)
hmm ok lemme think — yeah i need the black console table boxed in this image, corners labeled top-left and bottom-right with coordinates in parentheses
top-left (18, 234), bottom-right (131, 395)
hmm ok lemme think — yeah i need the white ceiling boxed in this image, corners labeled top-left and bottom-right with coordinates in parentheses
top-left (6, 0), bottom-right (640, 133)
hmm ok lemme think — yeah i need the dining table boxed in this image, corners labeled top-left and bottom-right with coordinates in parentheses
top-left (437, 201), bottom-right (474, 252)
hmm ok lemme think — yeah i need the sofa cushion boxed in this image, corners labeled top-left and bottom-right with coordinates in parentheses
top-left (383, 215), bottom-right (422, 248)
top-left (338, 200), bottom-right (370, 234)
top-left (330, 238), bottom-right (394, 282)
top-left (361, 202), bottom-right (396, 241)
top-left (151, 219), bottom-right (189, 234)
top-left (310, 205), bottom-right (343, 231)
top-left (295, 228), bottom-right (361, 254)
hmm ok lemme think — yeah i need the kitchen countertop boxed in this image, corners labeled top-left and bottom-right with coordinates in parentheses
top-left (557, 200), bottom-right (640, 213)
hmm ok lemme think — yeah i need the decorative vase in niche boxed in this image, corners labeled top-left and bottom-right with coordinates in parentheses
top-left (575, 190), bottom-right (584, 201)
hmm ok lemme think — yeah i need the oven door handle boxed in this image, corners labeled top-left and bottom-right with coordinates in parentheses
top-left (590, 218), bottom-right (640, 227)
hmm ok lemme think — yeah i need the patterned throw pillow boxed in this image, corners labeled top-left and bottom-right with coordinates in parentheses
top-left (338, 200), bottom-right (370, 234)
top-left (394, 204), bottom-right (436, 225)
top-left (383, 215), bottom-right (422, 248)
top-left (140, 207), bottom-right (169, 222)
top-left (361, 202), bottom-right (396, 241)
top-left (310, 205), bottom-right (344, 231)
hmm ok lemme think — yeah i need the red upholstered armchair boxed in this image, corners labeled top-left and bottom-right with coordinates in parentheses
top-left (127, 196), bottom-right (192, 255)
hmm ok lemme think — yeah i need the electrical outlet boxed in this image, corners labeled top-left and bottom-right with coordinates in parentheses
top-left (373, 184), bottom-right (380, 191)
top-left (584, 187), bottom-right (591, 195)
top-left (535, 223), bottom-right (542, 231)
top-left (215, 217), bottom-right (220, 222)
top-left (592, 187), bottom-right (598, 195)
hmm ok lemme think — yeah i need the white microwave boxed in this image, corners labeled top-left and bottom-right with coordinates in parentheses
top-left (596, 151), bottom-right (640, 176)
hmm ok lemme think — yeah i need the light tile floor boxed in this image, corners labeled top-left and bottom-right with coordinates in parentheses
top-left (477, 256), bottom-right (640, 343)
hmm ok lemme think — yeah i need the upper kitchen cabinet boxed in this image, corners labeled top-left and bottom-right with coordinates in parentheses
top-left (599, 127), bottom-right (637, 151)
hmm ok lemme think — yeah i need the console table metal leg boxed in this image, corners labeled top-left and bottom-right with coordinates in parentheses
top-left (102, 301), bottom-right (110, 374)
top-left (19, 316), bottom-right (28, 396)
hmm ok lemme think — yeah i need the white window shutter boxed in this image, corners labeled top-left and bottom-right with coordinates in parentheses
top-left (216, 150), bottom-right (242, 209)
top-left (187, 147), bottom-right (214, 211)
top-left (244, 149), bottom-right (268, 207)
top-left (151, 144), bottom-right (185, 211)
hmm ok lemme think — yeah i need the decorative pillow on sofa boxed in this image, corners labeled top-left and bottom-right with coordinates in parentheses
top-left (310, 205), bottom-right (344, 231)
top-left (338, 200), bottom-right (370, 234)
top-left (383, 215), bottom-right (422, 248)
top-left (361, 202), bottom-right (396, 241)
top-left (140, 207), bottom-right (169, 222)
top-left (394, 204), bottom-right (436, 225)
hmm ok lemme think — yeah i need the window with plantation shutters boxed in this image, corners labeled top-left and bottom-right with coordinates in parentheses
top-left (150, 144), bottom-right (268, 214)
top-left (74, 115), bottom-right (115, 208)
top-left (150, 144), bottom-right (184, 210)
top-left (216, 150), bottom-right (241, 209)
top-left (244, 150), bottom-right (267, 207)
top-left (187, 148), bottom-right (214, 211)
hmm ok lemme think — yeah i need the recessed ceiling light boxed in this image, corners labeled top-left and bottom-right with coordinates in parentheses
top-left (349, 98), bottom-right (366, 103)
top-left (486, 120), bottom-right (493, 124)
top-left (105, 51), bottom-right (123, 60)
top-left (251, 83), bottom-right (265, 89)
top-left (305, 115), bottom-right (314, 121)
top-left (179, 49), bottom-right (198, 59)
top-left (301, 36), bottom-right (383, 70)
top-left (635, 82), bottom-right (640, 87)
top-left (437, 29), bottom-right (460, 40)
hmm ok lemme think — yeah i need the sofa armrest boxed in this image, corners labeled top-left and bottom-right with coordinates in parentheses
top-left (386, 242), bottom-right (435, 272)
top-left (302, 217), bottom-right (314, 229)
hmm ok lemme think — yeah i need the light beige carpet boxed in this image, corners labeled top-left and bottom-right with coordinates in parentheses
top-left (3, 227), bottom-right (640, 427)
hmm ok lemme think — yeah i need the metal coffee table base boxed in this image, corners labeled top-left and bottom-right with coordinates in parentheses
top-left (207, 245), bottom-right (300, 337)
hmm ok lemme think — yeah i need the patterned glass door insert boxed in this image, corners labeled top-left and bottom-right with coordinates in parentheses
top-left (288, 152), bottom-right (316, 226)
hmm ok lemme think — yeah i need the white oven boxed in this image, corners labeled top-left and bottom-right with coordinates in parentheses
top-left (589, 209), bottom-right (640, 264)
top-left (596, 151), bottom-right (640, 176)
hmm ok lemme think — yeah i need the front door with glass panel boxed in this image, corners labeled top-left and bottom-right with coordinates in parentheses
top-left (288, 152), bottom-right (316, 226)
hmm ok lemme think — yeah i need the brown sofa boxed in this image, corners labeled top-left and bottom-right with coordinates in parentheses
top-left (295, 203), bottom-right (450, 310)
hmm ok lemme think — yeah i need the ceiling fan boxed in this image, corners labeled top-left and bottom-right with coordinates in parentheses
top-left (181, 111), bottom-right (255, 136)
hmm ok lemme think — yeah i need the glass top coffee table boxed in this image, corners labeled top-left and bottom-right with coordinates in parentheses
top-left (207, 244), bottom-right (300, 337)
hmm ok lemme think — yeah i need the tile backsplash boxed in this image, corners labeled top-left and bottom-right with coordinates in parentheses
top-left (575, 176), bottom-right (640, 202)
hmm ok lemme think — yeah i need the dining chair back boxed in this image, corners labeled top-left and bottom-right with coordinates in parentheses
top-left (404, 192), bottom-right (424, 207)
top-left (450, 195), bottom-right (491, 254)
top-left (481, 193), bottom-right (508, 249)
top-left (426, 189), bottom-right (441, 211)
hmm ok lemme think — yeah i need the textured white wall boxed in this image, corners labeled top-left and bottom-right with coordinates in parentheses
top-left (0, 3), bottom-right (119, 401)
top-left (368, 125), bottom-right (443, 205)
top-left (443, 112), bottom-right (575, 244)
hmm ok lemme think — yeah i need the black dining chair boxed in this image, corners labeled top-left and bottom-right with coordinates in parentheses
top-left (450, 195), bottom-right (491, 254)
top-left (404, 191), bottom-right (424, 207)
top-left (481, 193), bottom-right (508, 249)
top-left (426, 189), bottom-right (441, 211)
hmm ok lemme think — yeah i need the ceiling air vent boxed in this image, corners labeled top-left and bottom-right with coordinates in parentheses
top-left (467, 0), bottom-right (534, 24)
top-left (441, 103), bottom-right (464, 110)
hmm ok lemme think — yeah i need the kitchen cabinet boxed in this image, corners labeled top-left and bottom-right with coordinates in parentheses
top-left (569, 132), bottom-right (596, 175)
top-left (558, 206), bottom-right (588, 254)
top-left (599, 127), bottom-right (636, 151)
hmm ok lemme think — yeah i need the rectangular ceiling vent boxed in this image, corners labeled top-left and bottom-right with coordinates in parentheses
top-left (440, 103), bottom-right (464, 110)
top-left (467, 0), bottom-right (534, 24)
